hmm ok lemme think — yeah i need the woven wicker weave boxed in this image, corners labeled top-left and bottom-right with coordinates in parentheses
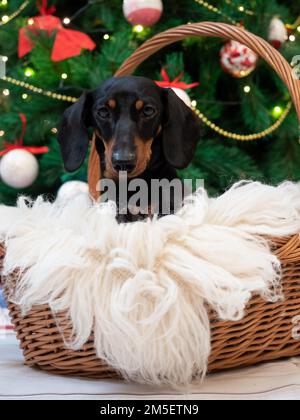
top-left (1, 237), bottom-right (300, 377)
top-left (1, 22), bottom-right (300, 379)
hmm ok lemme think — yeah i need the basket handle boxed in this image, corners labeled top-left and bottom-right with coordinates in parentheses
top-left (88, 22), bottom-right (300, 198)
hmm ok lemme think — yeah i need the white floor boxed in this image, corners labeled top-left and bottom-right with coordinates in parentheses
top-left (1, 335), bottom-right (300, 400)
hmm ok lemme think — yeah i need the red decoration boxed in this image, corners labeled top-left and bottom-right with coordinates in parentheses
top-left (18, 1), bottom-right (96, 62)
top-left (155, 69), bottom-right (199, 90)
top-left (0, 114), bottom-right (49, 157)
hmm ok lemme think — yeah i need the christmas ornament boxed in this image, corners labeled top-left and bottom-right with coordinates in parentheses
top-left (171, 88), bottom-right (192, 107)
top-left (57, 181), bottom-right (89, 202)
top-left (155, 69), bottom-right (199, 107)
top-left (123, 0), bottom-right (163, 27)
top-left (0, 113), bottom-right (48, 189)
top-left (220, 40), bottom-right (258, 78)
top-left (268, 17), bottom-right (288, 49)
top-left (0, 149), bottom-right (39, 189)
top-left (19, 0), bottom-right (96, 62)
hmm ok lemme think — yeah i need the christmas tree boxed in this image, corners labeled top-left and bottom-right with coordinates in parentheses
top-left (0, 0), bottom-right (299, 205)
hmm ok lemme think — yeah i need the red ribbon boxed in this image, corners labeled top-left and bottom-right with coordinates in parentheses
top-left (0, 114), bottom-right (49, 157)
top-left (37, 0), bottom-right (56, 16)
top-left (18, 14), bottom-right (96, 61)
top-left (155, 68), bottom-right (199, 90)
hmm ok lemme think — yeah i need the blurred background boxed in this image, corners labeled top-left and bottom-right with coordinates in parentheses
top-left (0, 0), bottom-right (299, 204)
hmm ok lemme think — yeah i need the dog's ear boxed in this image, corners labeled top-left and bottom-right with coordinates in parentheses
top-left (162, 88), bottom-right (201, 169)
top-left (58, 92), bottom-right (91, 172)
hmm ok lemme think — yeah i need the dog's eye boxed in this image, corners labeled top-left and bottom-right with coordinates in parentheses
top-left (142, 105), bottom-right (156, 118)
top-left (98, 107), bottom-right (110, 119)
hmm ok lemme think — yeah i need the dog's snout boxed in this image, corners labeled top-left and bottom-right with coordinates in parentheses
top-left (112, 151), bottom-right (136, 173)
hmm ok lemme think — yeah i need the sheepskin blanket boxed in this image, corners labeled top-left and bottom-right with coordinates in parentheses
top-left (1, 181), bottom-right (300, 387)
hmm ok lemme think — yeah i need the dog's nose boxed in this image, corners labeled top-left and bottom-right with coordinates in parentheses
top-left (112, 152), bottom-right (136, 173)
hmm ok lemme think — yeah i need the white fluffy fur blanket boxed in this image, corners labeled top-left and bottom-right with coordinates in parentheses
top-left (1, 181), bottom-right (300, 387)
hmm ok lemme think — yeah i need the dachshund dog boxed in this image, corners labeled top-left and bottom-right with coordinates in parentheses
top-left (58, 76), bottom-right (202, 221)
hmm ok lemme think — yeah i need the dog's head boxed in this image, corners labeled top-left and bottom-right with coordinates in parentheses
top-left (58, 76), bottom-right (201, 178)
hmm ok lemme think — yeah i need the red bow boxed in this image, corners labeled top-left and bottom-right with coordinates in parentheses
top-left (37, 0), bottom-right (56, 15)
top-left (0, 114), bottom-right (49, 157)
top-left (18, 1), bottom-right (96, 62)
top-left (155, 69), bottom-right (199, 90)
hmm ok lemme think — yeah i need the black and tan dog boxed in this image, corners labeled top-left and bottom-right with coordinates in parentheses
top-left (58, 76), bottom-right (201, 220)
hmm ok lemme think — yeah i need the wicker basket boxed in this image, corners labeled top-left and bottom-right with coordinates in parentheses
top-left (1, 22), bottom-right (300, 379)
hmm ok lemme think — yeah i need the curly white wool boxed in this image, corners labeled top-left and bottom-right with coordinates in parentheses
top-left (0, 181), bottom-right (300, 386)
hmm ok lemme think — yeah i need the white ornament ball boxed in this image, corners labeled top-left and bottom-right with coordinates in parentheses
top-left (0, 149), bottom-right (39, 189)
top-left (57, 181), bottom-right (89, 202)
top-left (123, 0), bottom-right (163, 27)
top-left (268, 17), bottom-right (288, 49)
top-left (171, 87), bottom-right (192, 108)
top-left (220, 40), bottom-right (258, 78)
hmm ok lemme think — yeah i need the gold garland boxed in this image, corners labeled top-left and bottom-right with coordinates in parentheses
top-left (194, 0), bottom-right (300, 30)
top-left (0, 0), bottom-right (30, 26)
top-left (193, 0), bottom-right (240, 26)
top-left (1, 75), bottom-right (293, 142)
top-left (2, 76), bottom-right (78, 102)
top-left (193, 102), bottom-right (292, 141)
top-left (225, 0), bottom-right (254, 17)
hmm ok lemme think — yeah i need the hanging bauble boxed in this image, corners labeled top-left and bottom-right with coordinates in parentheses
top-left (155, 69), bottom-right (199, 108)
top-left (268, 17), bottom-right (288, 49)
top-left (0, 149), bottom-right (39, 189)
top-left (220, 40), bottom-right (258, 78)
top-left (171, 88), bottom-right (192, 107)
top-left (123, 0), bottom-right (163, 27)
top-left (57, 181), bottom-right (89, 202)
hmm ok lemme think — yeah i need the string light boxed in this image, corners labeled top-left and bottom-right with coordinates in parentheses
top-left (191, 100), bottom-right (197, 107)
top-left (289, 35), bottom-right (296, 42)
top-left (1, 56), bottom-right (8, 62)
top-left (272, 105), bottom-right (283, 118)
top-left (24, 67), bottom-right (35, 77)
top-left (61, 73), bottom-right (68, 80)
top-left (133, 25), bottom-right (144, 33)
top-left (243, 86), bottom-right (251, 93)
top-left (22, 93), bottom-right (28, 100)
top-left (63, 17), bottom-right (71, 25)
top-left (28, 18), bottom-right (34, 25)
top-left (103, 34), bottom-right (110, 40)
top-left (0, 1), bottom-right (29, 26)
top-left (297, 26), bottom-right (300, 33)
top-left (51, 128), bottom-right (58, 134)
top-left (2, 88), bottom-right (10, 96)
top-left (0, 130), bottom-right (5, 137)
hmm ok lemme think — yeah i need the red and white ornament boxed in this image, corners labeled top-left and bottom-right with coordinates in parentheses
top-left (0, 149), bottom-right (39, 189)
top-left (123, 0), bottom-right (163, 27)
top-left (268, 17), bottom-right (288, 49)
top-left (220, 40), bottom-right (258, 78)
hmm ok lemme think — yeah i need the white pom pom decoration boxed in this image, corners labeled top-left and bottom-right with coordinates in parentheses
top-left (123, 0), bottom-right (163, 27)
top-left (57, 181), bottom-right (89, 202)
top-left (0, 149), bottom-right (39, 189)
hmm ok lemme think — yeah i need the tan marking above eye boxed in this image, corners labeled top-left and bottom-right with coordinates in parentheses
top-left (136, 100), bottom-right (144, 111)
top-left (108, 99), bottom-right (116, 109)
